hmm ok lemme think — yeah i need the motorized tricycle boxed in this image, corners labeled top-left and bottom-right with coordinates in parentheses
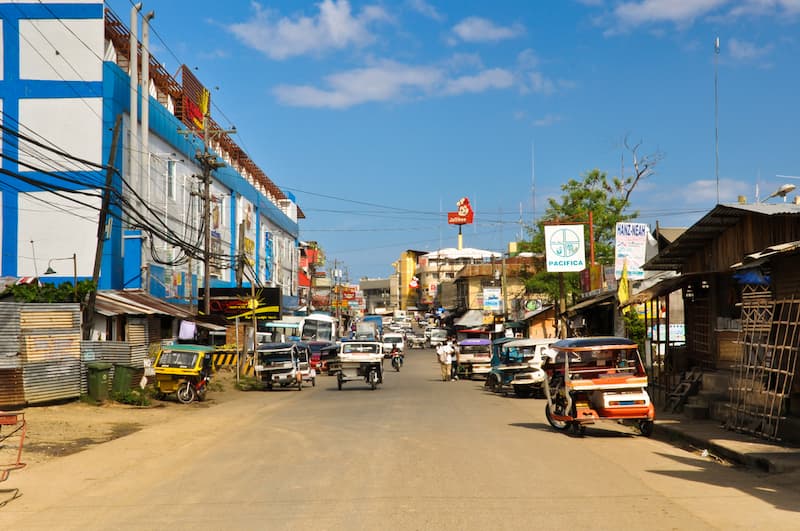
top-left (542, 337), bottom-right (655, 436)
top-left (486, 338), bottom-right (554, 398)
top-left (153, 344), bottom-right (215, 403)
top-left (334, 340), bottom-right (384, 390)
top-left (255, 342), bottom-right (304, 391)
top-left (294, 342), bottom-right (317, 387)
top-left (456, 338), bottom-right (492, 379)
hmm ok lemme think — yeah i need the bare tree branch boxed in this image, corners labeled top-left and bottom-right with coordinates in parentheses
top-left (622, 135), bottom-right (664, 203)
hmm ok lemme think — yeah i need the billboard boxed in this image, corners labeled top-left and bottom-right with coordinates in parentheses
top-left (447, 197), bottom-right (474, 225)
top-left (207, 287), bottom-right (281, 321)
top-left (614, 222), bottom-right (650, 280)
top-left (544, 224), bottom-right (586, 272)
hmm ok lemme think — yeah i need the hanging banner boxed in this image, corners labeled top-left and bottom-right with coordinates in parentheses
top-left (544, 224), bottom-right (586, 272)
top-left (614, 222), bottom-right (649, 280)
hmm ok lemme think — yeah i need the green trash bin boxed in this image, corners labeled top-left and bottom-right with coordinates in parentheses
top-left (112, 364), bottom-right (137, 396)
top-left (86, 361), bottom-right (113, 402)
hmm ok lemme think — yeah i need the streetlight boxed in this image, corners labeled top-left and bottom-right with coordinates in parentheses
top-left (760, 184), bottom-right (796, 203)
top-left (44, 253), bottom-right (78, 302)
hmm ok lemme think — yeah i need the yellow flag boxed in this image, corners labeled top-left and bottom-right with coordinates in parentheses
top-left (618, 260), bottom-right (630, 312)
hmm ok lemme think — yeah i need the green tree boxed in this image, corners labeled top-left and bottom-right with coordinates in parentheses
top-left (522, 168), bottom-right (640, 301)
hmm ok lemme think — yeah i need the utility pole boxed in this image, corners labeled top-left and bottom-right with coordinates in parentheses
top-left (84, 115), bottom-right (122, 340)
top-left (178, 115), bottom-right (235, 315)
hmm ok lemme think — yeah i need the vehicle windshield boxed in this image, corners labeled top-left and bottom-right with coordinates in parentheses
top-left (156, 351), bottom-right (199, 369)
top-left (259, 350), bottom-right (293, 363)
top-left (460, 345), bottom-right (490, 355)
top-left (302, 319), bottom-right (334, 341)
top-left (385, 337), bottom-right (402, 344)
top-left (342, 343), bottom-right (380, 354)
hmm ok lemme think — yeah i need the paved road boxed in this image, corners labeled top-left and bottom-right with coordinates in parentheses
top-left (2, 349), bottom-right (799, 530)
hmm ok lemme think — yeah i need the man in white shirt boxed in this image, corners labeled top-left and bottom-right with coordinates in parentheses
top-left (437, 343), bottom-right (451, 381)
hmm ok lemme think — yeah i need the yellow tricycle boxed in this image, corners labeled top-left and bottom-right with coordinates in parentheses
top-left (153, 344), bottom-right (215, 404)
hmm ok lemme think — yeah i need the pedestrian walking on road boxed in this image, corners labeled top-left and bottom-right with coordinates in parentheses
top-left (437, 343), bottom-right (451, 381)
top-left (450, 339), bottom-right (460, 381)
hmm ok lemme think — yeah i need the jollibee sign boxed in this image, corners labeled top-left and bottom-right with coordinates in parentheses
top-left (447, 197), bottom-right (474, 225)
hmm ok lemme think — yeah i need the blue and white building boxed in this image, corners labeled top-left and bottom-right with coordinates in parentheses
top-left (0, 1), bottom-right (302, 318)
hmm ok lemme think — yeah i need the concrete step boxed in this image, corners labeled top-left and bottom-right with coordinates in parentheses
top-left (684, 403), bottom-right (710, 420)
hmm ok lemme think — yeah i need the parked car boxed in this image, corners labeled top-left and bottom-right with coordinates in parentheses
top-left (382, 332), bottom-right (405, 356)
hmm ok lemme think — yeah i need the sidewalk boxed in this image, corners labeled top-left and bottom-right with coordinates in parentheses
top-left (654, 413), bottom-right (800, 473)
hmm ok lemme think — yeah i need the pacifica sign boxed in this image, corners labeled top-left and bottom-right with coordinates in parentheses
top-left (544, 224), bottom-right (587, 272)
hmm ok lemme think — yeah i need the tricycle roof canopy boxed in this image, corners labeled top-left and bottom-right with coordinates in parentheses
top-left (552, 337), bottom-right (637, 350)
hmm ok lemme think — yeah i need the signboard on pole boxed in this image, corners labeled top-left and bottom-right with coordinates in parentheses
top-left (447, 197), bottom-right (474, 225)
top-left (483, 287), bottom-right (502, 312)
top-left (544, 225), bottom-right (586, 272)
top-left (614, 222), bottom-right (649, 280)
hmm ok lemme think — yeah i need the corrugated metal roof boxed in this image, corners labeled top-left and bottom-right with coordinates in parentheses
top-left (730, 240), bottom-right (800, 269)
top-left (645, 203), bottom-right (800, 271)
top-left (94, 290), bottom-right (194, 318)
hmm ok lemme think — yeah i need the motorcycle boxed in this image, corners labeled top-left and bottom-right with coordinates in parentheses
top-left (390, 349), bottom-right (404, 372)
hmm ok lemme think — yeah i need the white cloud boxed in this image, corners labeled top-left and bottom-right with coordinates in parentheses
top-left (680, 178), bottom-right (750, 204)
top-left (727, 37), bottom-right (773, 60)
top-left (274, 60), bottom-right (517, 108)
top-left (515, 50), bottom-right (568, 95)
top-left (408, 0), bottom-right (444, 21)
top-left (444, 68), bottom-right (514, 95)
top-left (534, 114), bottom-right (563, 127)
top-left (446, 52), bottom-right (485, 71)
top-left (613, 0), bottom-right (729, 27)
top-left (728, 0), bottom-right (800, 17)
top-left (450, 16), bottom-right (525, 43)
top-left (227, 0), bottom-right (390, 60)
top-left (274, 61), bottom-right (442, 108)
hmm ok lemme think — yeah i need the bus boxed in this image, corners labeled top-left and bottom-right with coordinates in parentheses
top-left (300, 313), bottom-right (338, 342)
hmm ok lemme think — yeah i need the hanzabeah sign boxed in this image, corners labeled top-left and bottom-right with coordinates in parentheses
top-left (448, 197), bottom-right (474, 225)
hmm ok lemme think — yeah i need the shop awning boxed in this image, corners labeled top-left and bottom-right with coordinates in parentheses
top-left (565, 291), bottom-right (615, 314)
top-left (623, 272), bottom-right (709, 307)
top-left (94, 290), bottom-right (194, 318)
top-left (454, 309), bottom-right (486, 327)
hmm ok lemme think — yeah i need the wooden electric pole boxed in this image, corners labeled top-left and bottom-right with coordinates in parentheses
top-left (84, 115), bottom-right (122, 340)
top-left (178, 117), bottom-right (235, 315)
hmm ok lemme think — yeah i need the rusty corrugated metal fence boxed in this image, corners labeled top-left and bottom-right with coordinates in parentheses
top-left (0, 303), bottom-right (82, 407)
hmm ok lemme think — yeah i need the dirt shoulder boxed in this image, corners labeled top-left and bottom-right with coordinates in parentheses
top-left (5, 369), bottom-right (242, 467)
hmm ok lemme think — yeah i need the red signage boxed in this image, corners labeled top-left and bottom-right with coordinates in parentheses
top-left (447, 197), bottom-right (474, 225)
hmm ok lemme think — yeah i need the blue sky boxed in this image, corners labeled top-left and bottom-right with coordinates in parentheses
top-left (104, 0), bottom-right (800, 280)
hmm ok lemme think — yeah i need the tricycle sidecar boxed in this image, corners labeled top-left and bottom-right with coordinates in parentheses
top-left (153, 344), bottom-right (215, 403)
top-left (542, 337), bottom-right (655, 436)
top-left (255, 342), bottom-right (304, 391)
top-left (335, 340), bottom-right (384, 390)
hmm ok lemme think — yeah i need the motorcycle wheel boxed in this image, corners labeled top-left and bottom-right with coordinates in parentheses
top-left (545, 403), bottom-right (570, 431)
top-left (312, 377), bottom-right (316, 387)
top-left (337, 373), bottom-right (343, 390)
top-left (176, 382), bottom-right (197, 404)
top-left (638, 420), bottom-right (654, 437)
top-left (393, 360), bottom-right (400, 372)
top-left (197, 386), bottom-right (207, 402)
top-left (369, 369), bottom-right (379, 390)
